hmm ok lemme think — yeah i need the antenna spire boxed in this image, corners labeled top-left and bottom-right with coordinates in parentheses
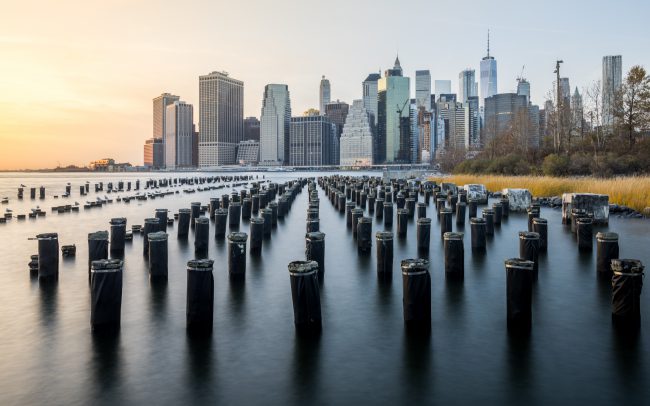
top-left (487, 29), bottom-right (490, 58)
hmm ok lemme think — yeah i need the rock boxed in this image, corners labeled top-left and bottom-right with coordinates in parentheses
top-left (643, 207), bottom-right (650, 218)
top-left (464, 184), bottom-right (488, 204)
top-left (502, 188), bottom-right (532, 212)
top-left (562, 193), bottom-right (609, 225)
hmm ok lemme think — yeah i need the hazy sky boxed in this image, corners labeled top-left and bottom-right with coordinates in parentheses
top-left (1, 0), bottom-right (648, 169)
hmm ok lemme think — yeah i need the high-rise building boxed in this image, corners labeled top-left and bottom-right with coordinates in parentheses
top-left (602, 55), bottom-right (622, 126)
top-left (436, 101), bottom-right (470, 151)
top-left (198, 71), bottom-right (244, 167)
top-left (415, 70), bottom-right (432, 111)
top-left (153, 93), bottom-right (180, 167)
top-left (143, 138), bottom-right (164, 169)
top-left (165, 101), bottom-right (194, 169)
top-left (434, 80), bottom-right (451, 97)
top-left (259, 84), bottom-right (291, 166)
top-left (517, 79), bottom-right (531, 105)
top-left (324, 101), bottom-right (349, 166)
top-left (417, 107), bottom-right (434, 163)
top-left (410, 100), bottom-right (419, 163)
top-left (340, 100), bottom-right (374, 166)
top-left (362, 73), bottom-right (381, 125)
top-left (467, 96), bottom-right (480, 148)
top-left (484, 93), bottom-right (539, 148)
top-left (244, 117), bottom-right (260, 141)
top-left (571, 87), bottom-right (584, 133)
top-left (480, 31), bottom-right (498, 107)
top-left (319, 76), bottom-right (331, 114)
top-left (289, 116), bottom-right (336, 166)
top-left (459, 69), bottom-right (478, 103)
top-left (377, 56), bottom-right (411, 163)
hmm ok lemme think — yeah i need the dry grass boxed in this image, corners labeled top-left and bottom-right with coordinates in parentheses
top-left (429, 175), bottom-right (650, 212)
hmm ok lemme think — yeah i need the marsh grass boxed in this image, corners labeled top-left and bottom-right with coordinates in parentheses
top-left (430, 175), bottom-right (650, 212)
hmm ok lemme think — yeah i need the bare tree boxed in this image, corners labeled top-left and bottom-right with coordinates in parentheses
top-left (583, 80), bottom-right (609, 157)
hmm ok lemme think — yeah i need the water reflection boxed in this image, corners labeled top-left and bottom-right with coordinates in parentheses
top-left (444, 279), bottom-right (464, 321)
top-left (91, 332), bottom-right (122, 398)
top-left (38, 278), bottom-right (58, 328)
top-left (228, 277), bottom-right (246, 328)
top-left (185, 333), bottom-right (214, 401)
top-left (506, 330), bottom-right (532, 401)
top-left (401, 330), bottom-right (432, 402)
top-left (291, 332), bottom-right (321, 403)
top-left (149, 279), bottom-right (168, 323)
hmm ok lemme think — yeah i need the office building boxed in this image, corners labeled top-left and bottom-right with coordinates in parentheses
top-left (377, 56), bottom-right (411, 163)
top-left (571, 87), bottom-right (584, 133)
top-left (417, 107), bottom-right (434, 163)
top-left (363, 73), bottom-right (381, 125)
top-left (602, 55), bottom-right (622, 126)
top-left (410, 101), bottom-right (419, 162)
top-left (484, 93), bottom-right (539, 148)
top-left (165, 101), bottom-right (194, 169)
top-left (289, 116), bottom-right (336, 166)
top-left (324, 101), bottom-right (349, 165)
top-left (259, 84), bottom-right (291, 166)
top-left (480, 31), bottom-right (498, 107)
top-left (415, 70), bottom-right (432, 111)
top-left (459, 69), bottom-right (478, 103)
top-left (517, 79), bottom-right (531, 104)
top-left (244, 117), bottom-right (260, 141)
top-left (339, 100), bottom-right (374, 166)
top-left (143, 138), bottom-right (164, 169)
top-left (236, 140), bottom-right (260, 165)
top-left (198, 71), bottom-right (244, 167)
top-left (153, 92), bottom-right (180, 166)
top-left (319, 76), bottom-right (331, 114)
top-left (436, 101), bottom-right (470, 150)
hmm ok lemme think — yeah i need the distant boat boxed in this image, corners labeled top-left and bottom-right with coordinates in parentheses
top-left (266, 167), bottom-right (295, 172)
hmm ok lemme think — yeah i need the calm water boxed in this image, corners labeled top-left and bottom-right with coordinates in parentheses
top-left (0, 171), bottom-right (648, 405)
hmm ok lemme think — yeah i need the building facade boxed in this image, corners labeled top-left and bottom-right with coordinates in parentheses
top-left (459, 69), bottom-right (478, 103)
top-left (377, 56), bottom-right (411, 163)
top-left (236, 140), bottom-right (260, 165)
top-left (363, 73), bottom-right (381, 125)
top-left (340, 100), bottom-right (374, 166)
top-left (415, 70), bottom-right (432, 111)
top-left (602, 55), bottom-right (622, 126)
top-left (144, 138), bottom-right (164, 169)
top-left (259, 84), bottom-right (291, 166)
top-left (319, 76), bottom-right (331, 114)
top-left (164, 101), bottom-right (194, 169)
top-left (324, 101), bottom-right (349, 165)
top-left (289, 116), bottom-right (336, 166)
top-left (198, 71), bottom-right (244, 167)
top-left (484, 93), bottom-right (538, 148)
top-left (244, 117), bottom-right (260, 141)
top-left (434, 80), bottom-right (452, 99)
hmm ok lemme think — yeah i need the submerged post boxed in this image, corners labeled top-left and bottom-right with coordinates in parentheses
top-left (37, 233), bottom-right (59, 280)
top-left (401, 259), bottom-right (431, 332)
top-left (228, 232), bottom-right (248, 278)
top-left (186, 259), bottom-right (214, 334)
top-left (596, 232), bottom-right (619, 276)
top-left (148, 232), bottom-right (168, 280)
top-left (505, 258), bottom-right (534, 332)
top-left (444, 232), bottom-right (464, 279)
top-left (376, 231), bottom-right (393, 277)
top-left (288, 260), bottom-right (322, 333)
top-left (611, 259), bottom-right (644, 328)
top-left (90, 259), bottom-right (123, 332)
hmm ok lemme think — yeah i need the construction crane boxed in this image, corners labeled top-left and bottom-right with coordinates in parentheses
top-left (517, 65), bottom-right (526, 82)
top-left (396, 98), bottom-right (410, 162)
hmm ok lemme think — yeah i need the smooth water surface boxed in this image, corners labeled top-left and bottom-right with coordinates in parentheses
top-left (0, 171), bottom-right (648, 405)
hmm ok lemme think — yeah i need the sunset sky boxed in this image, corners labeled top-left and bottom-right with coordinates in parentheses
top-left (1, 0), bottom-right (647, 169)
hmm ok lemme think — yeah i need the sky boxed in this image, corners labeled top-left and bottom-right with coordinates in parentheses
top-left (0, 0), bottom-right (648, 169)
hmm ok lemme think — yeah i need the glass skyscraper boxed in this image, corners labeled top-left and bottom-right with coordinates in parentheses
top-left (480, 31), bottom-right (497, 107)
top-left (602, 55), bottom-right (622, 126)
top-left (377, 56), bottom-right (410, 163)
top-left (415, 70), bottom-right (432, 111)
top-left (319, 76), bottom-right (331, 114)
top-left (260, 84), bottom-right (291, 166)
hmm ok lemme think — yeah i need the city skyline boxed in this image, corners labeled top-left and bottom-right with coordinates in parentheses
top-left (1, 0), bottom-right (648, 169)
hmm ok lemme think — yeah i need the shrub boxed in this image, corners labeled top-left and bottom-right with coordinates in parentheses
top-left (542, 154), bottom-right (570, 176)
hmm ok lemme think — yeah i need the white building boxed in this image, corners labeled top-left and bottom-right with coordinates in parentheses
top-left (319, 76), bottom-right (331, 114)
top-left (165, 101), bottom-right (194, 169)
top-left (602, 55), bottom-right (622, 126)
top-left (236, 140), bottom-right (260, 165)
top-left (340, 100), bottom-right (374, 166)
top-left (415, 70), bottom-right (432, 111)
top-left (153, 92), bottom-right (179, 167)
top-left (480, 31), bottom-right (498, 107)
top-left (259, 84), bottom-right (291, 166)
top-left (198, 71), bottom-right (244, 167)
top-left (459, 69), bottom-right (478, 103)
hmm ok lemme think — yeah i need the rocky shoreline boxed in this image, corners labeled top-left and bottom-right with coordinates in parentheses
top-left (488, 192), bottom-right (647, 219)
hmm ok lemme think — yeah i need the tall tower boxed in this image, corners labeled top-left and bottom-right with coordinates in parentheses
top-left (415, 70), bottom-right (432, 110)
top-left (198, 71), bottom-right (244, 167)
top-left (153, 93), bottom-right (179, 168)
top-left (377, 55), bottom-right (410, 163)
top-left (362, 73), bottom-right (381, 125)
top-left (602, 55), bottom-right (622, 126)
top-left (459, 69), bottom-right (478, 103)
top-left (319, 76), bottom-right (331, 114)
top-left (260, 84), bottom-right (291, 166)
top-left (480, 30), bottom-right (498, 107)
top-left (165, 101), bottom-right (194, 169)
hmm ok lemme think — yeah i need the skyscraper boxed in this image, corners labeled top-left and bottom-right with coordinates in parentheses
top-left (153, 92), bottom-right (180, 167)
top-left (459, 69), bottom-right (478, 103)
top-left (362, 73), bottom-right (381, 125)
top-left (377, 56), bottom-right (410, 163)
top-left (259, 84), bottom-right (291, 166)
top-left (143, 138), bottom-right (164, 169)
top-left (244, 117), bottom-right (260, 141)
top-left (517, 79), bottom-right (531, 104)
top-left (325, 101), bottom-right (349, 165)
top-left (165, 101), bottom-right (194, 169)
top-left (602, 55), bottom-right (622, 126)
top-left (415, 70), bottom-right (432, 111)
top-left (571, 87), bottom-right (584, 133)
top-left (319, 76), bottom-right (331, 114)
top-left (434, 80), bottom-right (452, 97)
top-left (198, 71), bottom-right (244, 167)
top-left (484, 93), bottom-right (538, 148)
top-left (480, 31), bottom-right (498, 107)
top-left (340, 100), bottom-right (374, 166)
top-left (289, 116), bottom-right (336, 166)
